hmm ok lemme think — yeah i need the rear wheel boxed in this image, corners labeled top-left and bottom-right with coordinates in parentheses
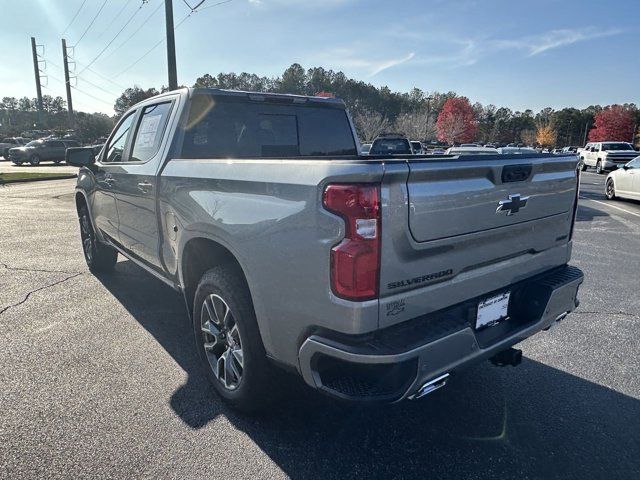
top-left (596, 160), bottom-right (603, 175)
top-left (78, 205), bottom-right (118, 272)
top-left (53, 159), bottom-right (62, 165)
top-left (13, 161), bottom-right (22, 166)
top-left (193, 266), bottom-right (276, 412)
top-left (605, 178), bottom-right (617, 200)
top-left (29, 154), bottom-right (40, 166)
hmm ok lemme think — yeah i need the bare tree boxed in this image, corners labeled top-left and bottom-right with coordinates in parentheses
top-left (352, 109), bottom-right (390, 142)
top-left (394, 110), bottom-right (436, 140)
top-left (520, 129), bottom-right (537, 146)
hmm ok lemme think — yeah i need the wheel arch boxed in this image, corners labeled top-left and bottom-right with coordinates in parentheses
top-left (179, 237), bottom-right (253, 321)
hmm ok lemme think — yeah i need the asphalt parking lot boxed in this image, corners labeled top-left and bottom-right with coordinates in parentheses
top-left (0, 158), bottom-right (78, 175)
top-left (1, 171), bottom-right (639, 479)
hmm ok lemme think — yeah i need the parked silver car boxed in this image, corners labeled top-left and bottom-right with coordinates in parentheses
top-left (605, 156), bottom-right (640, 201)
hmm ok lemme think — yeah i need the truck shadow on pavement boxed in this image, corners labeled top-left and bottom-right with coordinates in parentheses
top-left (97, 260), bottom-right (640, 480)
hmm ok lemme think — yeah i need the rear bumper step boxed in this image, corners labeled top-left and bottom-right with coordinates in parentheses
top-left (298, 265), bottom-right (584, 402)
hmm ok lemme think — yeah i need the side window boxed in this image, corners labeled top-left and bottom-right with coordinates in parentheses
top-left (49, 141), bottom-right (65, 148)
top-left (627, 157), bottom-right (640, 168)
top-left (104, 112), bottom-right (136, 163)
top-left (130, 102), bottom-right (173, 163)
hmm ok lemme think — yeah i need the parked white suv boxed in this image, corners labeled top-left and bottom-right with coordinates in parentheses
top-left (579, 142), bottom-right (638, 174)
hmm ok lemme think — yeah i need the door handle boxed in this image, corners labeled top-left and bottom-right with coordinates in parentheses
top-left (137, 181), bottom-right (153, 193)
top-left (104, 175), bottom-right (116, 186)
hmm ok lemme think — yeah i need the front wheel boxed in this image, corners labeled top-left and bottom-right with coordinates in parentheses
top-left (29, 154), bottom-right (40, 166)
top-left (596, 160), bottom-right (603, 175)
top-left (193, 266), bottom-right (276, 412)
top-left (605, 179), bottom-right (617, 200)
top-left (580, 159), bottom-right (587, 171)
top-left (78, 205), bottom-right (118, 272)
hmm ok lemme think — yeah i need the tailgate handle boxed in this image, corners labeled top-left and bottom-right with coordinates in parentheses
top-left (502, 164), bottom-right (532, 183)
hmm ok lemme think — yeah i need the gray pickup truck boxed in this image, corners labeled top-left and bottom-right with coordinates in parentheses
top-left (67, 88), bottom-right (583, 411)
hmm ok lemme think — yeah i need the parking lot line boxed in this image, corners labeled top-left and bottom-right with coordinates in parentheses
top-left (580, 196), bottom-right (640, 219)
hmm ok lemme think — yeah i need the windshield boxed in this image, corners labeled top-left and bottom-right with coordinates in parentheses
top-left (25, 140), bottom-right (42, 147)
top-left (370, 138), bottom-right (412, 155)
top-left (602, 143), bottom-right (633, 151)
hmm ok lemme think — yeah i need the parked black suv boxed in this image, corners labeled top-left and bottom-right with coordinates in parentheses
top-left (9, 139), bottom-right (74, 166)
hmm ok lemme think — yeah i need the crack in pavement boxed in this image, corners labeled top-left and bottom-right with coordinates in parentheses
top-left (0, 262), bottom-right (83, 276)
top-left (0, 273), bottom-right (83, 315)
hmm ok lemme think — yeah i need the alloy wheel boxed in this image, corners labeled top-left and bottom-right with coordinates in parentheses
top-left (80, 213), bottom-right (93, 263)
top-left (200, 294), bottom-right (244, 390)
top-left (606, 180), bottom-right (615, 199)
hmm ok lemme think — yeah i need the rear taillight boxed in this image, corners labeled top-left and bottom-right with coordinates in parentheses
top-left (323, 184), bottom-right (381, 301)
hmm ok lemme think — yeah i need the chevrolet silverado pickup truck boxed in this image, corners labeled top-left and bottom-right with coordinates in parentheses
top-left (580, 141), bottom-right (638, 174)
top-left (66, 88), bottom-right (584, 411)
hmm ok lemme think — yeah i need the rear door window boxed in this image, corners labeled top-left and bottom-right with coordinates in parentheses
top-left (180, 95), bottom-right (356, 158)
top-left (130, 102), bottom-right (173, 162)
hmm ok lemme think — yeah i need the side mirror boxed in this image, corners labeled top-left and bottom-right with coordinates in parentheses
top-left (66, 147), bottom-right (95, 167)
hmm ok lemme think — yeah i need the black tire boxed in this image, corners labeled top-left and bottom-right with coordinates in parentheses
top-left (596, 160), bottom-right (603, 175)
top-left (29, 154), bottom-right (40, 166)
top-left (193, 266), bottom-right (275, 412)
top-left (13, 161), bottom-right (22, 166)
top-left (78, 205), bottom-right (118, 272)
top-left (605, 178), bottom-right (617, 200)
top-left (580, 159), bottom-right (587, 171)
top-left (53, 159), bottom-right (62, 165)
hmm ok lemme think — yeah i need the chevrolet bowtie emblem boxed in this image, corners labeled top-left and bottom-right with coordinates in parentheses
top-left (496, 194), bottom-right (529, 215)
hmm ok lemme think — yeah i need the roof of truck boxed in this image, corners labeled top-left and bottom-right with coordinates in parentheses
top-left (189, 87), bottom-right (346, 107)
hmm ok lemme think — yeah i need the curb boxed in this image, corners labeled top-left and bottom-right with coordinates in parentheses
top-left (0, 174), bottom-right (78, 185)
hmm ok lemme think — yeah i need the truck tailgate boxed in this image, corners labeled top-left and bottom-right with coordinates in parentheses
top-left (378, 154), bottom-right (578, 328)
top-left (407, 155), bottom-right (576, 241)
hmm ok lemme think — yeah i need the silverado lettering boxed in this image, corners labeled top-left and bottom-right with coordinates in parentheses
top-left (387, 269), bottom-right (454, 290)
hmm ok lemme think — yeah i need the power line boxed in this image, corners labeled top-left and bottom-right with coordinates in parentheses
top-left (44, 56), bottom-right (119, 96)
top-left (95, 0), bottom-right (135, 39)
top-left (115, 12), bottom-right (192, 77)
top-left (114, 0), bottom-right (234, 78)
top-left (74, 0), bottom-right (109, 47)
top-left (44, 57), bottom-right (119, 101)
top-left (72, 85), bottom-right (115, 107)
top-left (73, 59), bottom-right (129, 90)
top-left (78, 1), bottom-right (148, 74)
top-left (61, 0), bottom-right (88, 36)
top-left (103, 1), bottom-right (164, 62)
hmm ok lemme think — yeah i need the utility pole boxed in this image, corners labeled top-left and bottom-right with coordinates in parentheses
top-left (165, 0), bottom-right (178, 90)
top-left (30, 37), bottom-right (44, 125)
top-left (582, 122), bottom-right (590, 146)
top-left (61, 39), bottom-right (74, 129)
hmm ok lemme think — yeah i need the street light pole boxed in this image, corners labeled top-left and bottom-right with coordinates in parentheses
top-left (165, 0), bottom-right (178, 91)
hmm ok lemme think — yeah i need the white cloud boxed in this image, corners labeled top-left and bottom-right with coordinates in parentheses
top-left (314, 48), bottom-right (416, 77)
top-left (408, 27), bottom-right (624, 69)
top-left (522, 28), bottom-right (623, 56)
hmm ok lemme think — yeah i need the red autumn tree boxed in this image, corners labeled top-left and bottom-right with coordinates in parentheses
top-left (588, 105), bottom-right (636, 142)
top-left (436, 97), bottom-right (478, 144)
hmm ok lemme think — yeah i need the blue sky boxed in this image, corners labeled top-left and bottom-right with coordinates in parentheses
top-left (1, 0), bottom-right (638, 114)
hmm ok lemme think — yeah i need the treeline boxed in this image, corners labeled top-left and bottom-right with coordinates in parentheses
top-left (0, 95), bottom-right (115, 143)
top-left (4, 63), bottom-right (639, 146)
top-left (188, 64), bottom-right (639, 145)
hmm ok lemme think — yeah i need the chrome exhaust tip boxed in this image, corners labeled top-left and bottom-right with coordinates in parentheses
top-left (411, 373), bottom-right (449, 400)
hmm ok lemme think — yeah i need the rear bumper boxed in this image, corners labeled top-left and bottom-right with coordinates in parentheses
top-left (298, 265), bottom-right (583, 402)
